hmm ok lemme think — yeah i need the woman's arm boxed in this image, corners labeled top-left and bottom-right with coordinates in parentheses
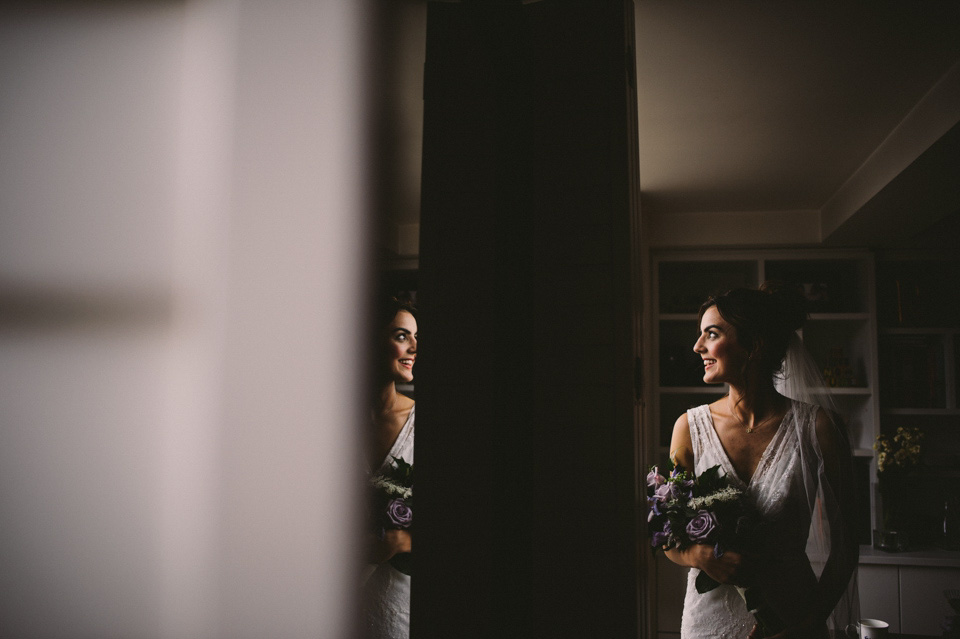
top-left (368, 530), bottom-right (412, 565)
top-left (662, 413), bottom-right (748, 585)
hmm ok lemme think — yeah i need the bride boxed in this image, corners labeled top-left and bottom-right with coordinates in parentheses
top-left (360, 296), bottom-right (417, 638)
top-left (665, 284), bottom-right (859, 638)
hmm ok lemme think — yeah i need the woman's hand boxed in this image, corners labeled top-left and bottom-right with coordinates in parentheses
top-left (666, 543), bottom-right (751, 586)
top-left (368, 529), bottom-right (412, 565)
top-left (691, 544), bottom-right (749, 585)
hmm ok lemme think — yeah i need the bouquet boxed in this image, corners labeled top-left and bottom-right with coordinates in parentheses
top-left (646, 463), bottom-right (783, 637)
top-left (370, 456), bottom-right (413, 575)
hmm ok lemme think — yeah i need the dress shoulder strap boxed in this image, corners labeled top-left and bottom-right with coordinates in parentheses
top-left (685, 404), bottom-right (713, 472)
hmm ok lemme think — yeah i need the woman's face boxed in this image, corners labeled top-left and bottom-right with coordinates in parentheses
top-left (384, 310), bottom-right (417, 384)
top-left (693, 305), bottom-right (747, 385)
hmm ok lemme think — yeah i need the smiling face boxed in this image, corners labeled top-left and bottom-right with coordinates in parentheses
top-left (693, 305), bottom-right (748, 385)
top-left (384, 310), bottom-right (417, 384)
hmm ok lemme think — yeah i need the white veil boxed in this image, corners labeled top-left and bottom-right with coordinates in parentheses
top-left (776, 333), bottom-right (860, 636)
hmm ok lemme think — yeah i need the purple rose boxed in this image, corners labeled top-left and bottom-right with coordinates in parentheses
top-left (647, 468), bottom-right (666, 488)
top-left (654, 484), bottom-right (672, 502)
top-left (686, 510), bottom-right (718, 542)
top-left (386, 498), bottom-right (413, 529)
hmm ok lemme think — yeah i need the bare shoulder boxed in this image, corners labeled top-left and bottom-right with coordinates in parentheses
top-left (671, 409), bottom-right (694, 443)
top-left (670, 412), bottom-right (694, 470)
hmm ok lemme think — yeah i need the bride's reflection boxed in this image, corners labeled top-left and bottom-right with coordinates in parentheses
top-left (360, 296), bottom-right (417, 638)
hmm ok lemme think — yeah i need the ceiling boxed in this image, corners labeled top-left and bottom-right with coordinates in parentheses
top-left (634, 1), bottom-right (960, 248)
top-left (378, 1), bottom-right (960, 256)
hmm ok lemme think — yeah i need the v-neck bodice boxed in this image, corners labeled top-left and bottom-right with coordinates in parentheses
top-left (374, 404), bottom-right (415, 476)
top-left (698, 401), bottom-right (794, 488)
top-left (687, 399), bottom-right (813, 519)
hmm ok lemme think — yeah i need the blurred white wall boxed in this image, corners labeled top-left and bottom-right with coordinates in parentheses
top-left (0, 2), bottom-right (369, 637)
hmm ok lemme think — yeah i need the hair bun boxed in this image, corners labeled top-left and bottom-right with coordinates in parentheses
top-left (760, 281), bottom-right (808, 332)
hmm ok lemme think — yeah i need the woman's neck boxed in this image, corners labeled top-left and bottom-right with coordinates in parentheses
top-left (375, 381), bottom-right (400, 414)
top-left (727, 378), bottom-right (783, 422)
top-left (374, 380), bottom-right (413, 417)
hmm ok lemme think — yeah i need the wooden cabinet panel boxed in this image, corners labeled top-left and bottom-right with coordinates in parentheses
top-left (899, 566), bottom-right (960, 636)
top-left (655, 555), bottom-right (687, 634)
top-left (858, 565), bottom-right (901, 633)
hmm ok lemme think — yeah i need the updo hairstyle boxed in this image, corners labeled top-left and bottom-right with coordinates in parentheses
top-left (376, 294), bottom-right (417, 330)
top-left (698, 282), bottom-right (807, 381)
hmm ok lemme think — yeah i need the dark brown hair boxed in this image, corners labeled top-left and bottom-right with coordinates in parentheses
top-left (377, 294), bottom-right (417, 331)
top-left (698, 282), bottom-right (807, 382)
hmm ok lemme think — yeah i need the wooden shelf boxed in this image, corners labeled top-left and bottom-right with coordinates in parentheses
top-left (809, 312), bottom-right (871, 321)
top-left (880, 326), bottom-right (960, 335)
top-left (882, 408), bottom-right (960, 416)
top-left (658, 386), bottom-right (725, 394)
top-left (821, 386), bottom-right (872, 395)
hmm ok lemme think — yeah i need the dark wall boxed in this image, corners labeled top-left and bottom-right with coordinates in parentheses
top-left (414, 2), bottom-right (645, 637)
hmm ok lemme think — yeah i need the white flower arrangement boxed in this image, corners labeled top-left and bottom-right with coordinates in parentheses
top-left (371, 475), bottom-right (413, 500)
top-left (687, 486), bottom-right (744, 510)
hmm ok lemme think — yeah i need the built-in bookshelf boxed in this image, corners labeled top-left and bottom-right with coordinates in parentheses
top-left (875, 254), bottom-right (960, 546)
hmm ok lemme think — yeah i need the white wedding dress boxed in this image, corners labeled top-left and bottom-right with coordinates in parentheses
top-left (680, 400), bottom-right (850, 639)
top-left (361, 405), bottom-right (414, 639)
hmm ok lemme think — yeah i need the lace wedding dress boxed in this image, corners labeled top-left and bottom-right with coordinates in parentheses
top-left (361, 405), bottom-right (414, 639)
top-left (680, 400), bottom-right (855, 639)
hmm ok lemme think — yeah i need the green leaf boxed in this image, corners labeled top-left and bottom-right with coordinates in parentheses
top-left (391, 456), bottom-right (414, 486)
top-left (695, 465), bottom-right (725, 494)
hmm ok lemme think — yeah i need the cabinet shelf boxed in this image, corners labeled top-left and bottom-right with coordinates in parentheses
top-left (880, 326), bottom-right (960, 335)
top-left (809, 313), bottom-right (871, 321)
top-left (661, 313), bottom-right (873, 323)
top-left (882, 408), bottom-right (960, 416)
top-left (658, 386), bottom-right (725, 394)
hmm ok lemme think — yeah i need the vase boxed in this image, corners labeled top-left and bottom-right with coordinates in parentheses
top-left (873, 528), bottom-right (909, 553)
top-left (876, 472), bottom-right (914, 551)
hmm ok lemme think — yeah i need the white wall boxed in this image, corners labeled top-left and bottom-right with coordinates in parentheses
top-left (0, 2), bottom-right (370, 637)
